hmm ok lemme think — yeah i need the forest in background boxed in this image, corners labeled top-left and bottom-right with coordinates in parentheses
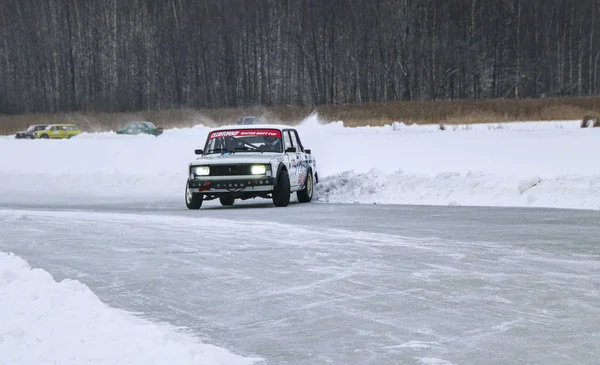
top-left (1, 0), bottom-right (600, 116)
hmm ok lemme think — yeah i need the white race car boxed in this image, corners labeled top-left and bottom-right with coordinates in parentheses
top-left (185, 124), bottom-right (318, 209)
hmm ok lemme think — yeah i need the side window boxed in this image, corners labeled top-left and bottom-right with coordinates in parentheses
top-left (282, 131), bottom-right (293, 150)
top-left (288, 130), bottom-right (301, 151)
top-left (292, 130), bottom-right (304, 152)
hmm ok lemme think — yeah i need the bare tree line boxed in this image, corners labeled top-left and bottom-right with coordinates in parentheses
top-left (1, 0), bottom-right (599, 114)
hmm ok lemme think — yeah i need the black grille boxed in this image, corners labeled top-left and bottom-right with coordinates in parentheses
top-left (210, 164), bottom-right (252, 176)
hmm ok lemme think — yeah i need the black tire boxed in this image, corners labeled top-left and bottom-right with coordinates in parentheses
top-left (185, 180), bottom-right (203, 209)
top-left (40, 134), bottom-right (49, 139)
top-left (297, 170), bottom-right (314, 203)
top-left (219, 196), bottom-right (235, 206)
top-left (272, 169), bottom-right (291, 207)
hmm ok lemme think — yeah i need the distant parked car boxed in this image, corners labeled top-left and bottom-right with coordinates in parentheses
top-left (236, 116), bottom-right (263, 125)
top-left (14, 124), bottom-right (49, 139)
top-left (116, 121), bottom-right (164, 136)
top-left (34, 124), bottom-right (81, 139)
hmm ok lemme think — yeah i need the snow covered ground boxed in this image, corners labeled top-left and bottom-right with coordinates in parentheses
top-left (1, 114), bottom-right (599, 364)
top-left (0, 251), bottom-right (260, 365)
top-left (1, 114), bottom-right (599, 209)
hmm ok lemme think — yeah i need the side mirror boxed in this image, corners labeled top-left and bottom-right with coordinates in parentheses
top-left (195, 149), bottom-right (203, 155)
top-left (305, 149), bottom-right (311, 154)
top-left (285, 147), bottom-right (296, 153)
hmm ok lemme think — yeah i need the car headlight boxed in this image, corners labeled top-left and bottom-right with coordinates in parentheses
top-left (193, 166), bottom-right (210, 176)
top-left (251, 165), bottom-right (267, 175)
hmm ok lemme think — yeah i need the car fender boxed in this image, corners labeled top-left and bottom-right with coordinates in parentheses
top-left (274, 161), bottom-right (288, 186)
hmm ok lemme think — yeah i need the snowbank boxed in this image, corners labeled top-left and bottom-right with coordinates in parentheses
top-left (0, 252), bottom-right (260, 365)
top-left (1, 114), bottom-right (599, 210)
top-left (315, 170), bottom-right (600, 210)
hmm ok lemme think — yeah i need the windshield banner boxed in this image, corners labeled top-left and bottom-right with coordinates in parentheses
top-left (209, 129), bottom-right (281, 139)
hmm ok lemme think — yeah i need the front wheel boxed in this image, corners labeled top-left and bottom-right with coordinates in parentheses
top-left (40, 134), bottom-right (49, 139)
top-left (272, 169), bottom-right (291, 207)
top-left (185, 180), bottom-right (203, 209)
top-left (297, 170), bottom-right (314, 203)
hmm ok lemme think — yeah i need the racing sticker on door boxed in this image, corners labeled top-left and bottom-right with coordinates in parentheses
top-left (296, 154), bottom-right (309, 184)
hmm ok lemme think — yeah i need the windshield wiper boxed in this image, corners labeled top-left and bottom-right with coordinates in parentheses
top-left (205, 148), bottom-right (228, 154)
top-left (233, 146), bottom-right (259, 152)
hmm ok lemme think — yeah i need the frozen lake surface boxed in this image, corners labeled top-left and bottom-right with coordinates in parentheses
top-left (2, 201), bottom-right (599, 365)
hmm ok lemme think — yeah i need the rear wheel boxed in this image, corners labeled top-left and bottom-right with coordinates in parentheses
top-left (297, 170), bottom-right (314, 203)
top-left (185, 180), bottom-right (203, 209)
top-left (272, 169), bottom-right (291, 207)
top-left (219, 196), bottom-right (235, 206)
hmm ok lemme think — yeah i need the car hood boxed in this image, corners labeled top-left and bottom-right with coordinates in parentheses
top-left (190, 153), bottom-right (280, 166)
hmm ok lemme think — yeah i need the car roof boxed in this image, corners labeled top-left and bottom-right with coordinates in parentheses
top-left (210, 123), bottom-right (295, 131)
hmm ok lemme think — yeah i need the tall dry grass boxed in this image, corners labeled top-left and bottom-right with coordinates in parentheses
top-left (2, 96), bottom-right (600, 136)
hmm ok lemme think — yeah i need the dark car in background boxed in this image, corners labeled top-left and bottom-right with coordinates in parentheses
top-left (236, 116), bottom-right (263, 125)
top-left (116, 121), bottom-right (164, 136)
top-left (14, 124), bottom-right (49, 139)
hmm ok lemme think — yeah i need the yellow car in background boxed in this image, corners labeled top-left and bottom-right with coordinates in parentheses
top-left (34, 124), bottom-right (81, 139)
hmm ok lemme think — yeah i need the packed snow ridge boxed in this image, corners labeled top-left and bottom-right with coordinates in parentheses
top-left (1, 113), bottom-right (599, 210)
top-left (0, 251), bottom-right (261, 365)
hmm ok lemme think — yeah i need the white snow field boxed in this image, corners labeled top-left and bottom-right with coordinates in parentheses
top-left (1, 114), bottom-right (600, 365)
top-left (0, 251), bottom-right (261, 365)
top-left (0, 114), bottom-right (599, 209)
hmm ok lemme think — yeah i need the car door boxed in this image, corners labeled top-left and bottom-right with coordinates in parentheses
top-left (281, 130), bottom-right (298, 187)
top-left (289, 129), bottom-right (308, 187)
top-left (50, 126), bottom-right (61, 138)
top-left (144, 122), bottom-right (155, 135)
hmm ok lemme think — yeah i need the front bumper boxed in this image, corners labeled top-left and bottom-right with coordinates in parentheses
top-left (188, 176), bottom-right (276, 193)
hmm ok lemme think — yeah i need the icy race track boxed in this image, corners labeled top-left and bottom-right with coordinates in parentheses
top-left (1, 116), bottom-right (600, 365)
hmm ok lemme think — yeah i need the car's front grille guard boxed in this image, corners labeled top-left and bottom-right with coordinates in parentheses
top-left (209, 164), bottom-right (252, 176)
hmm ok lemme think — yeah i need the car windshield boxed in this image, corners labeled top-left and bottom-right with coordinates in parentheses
top-left (26, 125), bottom-right (45, 132)
top-left (204, 129), bottom-right (282, 154)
